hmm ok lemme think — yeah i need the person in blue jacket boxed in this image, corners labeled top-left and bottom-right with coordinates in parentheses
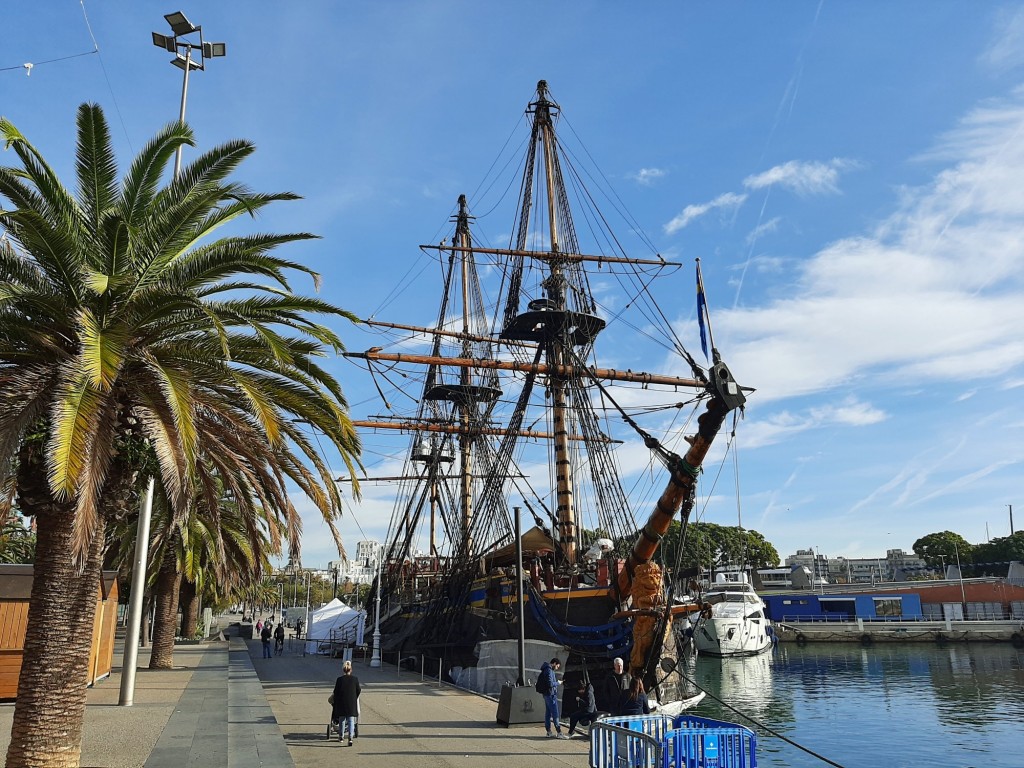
top-left (538, 657), bottom-right (568, 738)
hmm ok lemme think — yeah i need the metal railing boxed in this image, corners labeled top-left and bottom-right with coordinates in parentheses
top-left (590, 714), bottom-right (758, 768)
top-left (589, 718), bottom-right (666, 768)
top-left (780, 608), bottom-right (1021, 623)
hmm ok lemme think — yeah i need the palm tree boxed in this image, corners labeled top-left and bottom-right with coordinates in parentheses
top-left (0, 511), bottom-right (35, 563)
top-left (0, 104), bottom-right (361, 767)
top-left (107, 481), bottom-right (275, 647)
top-left (146, 462), bottom-right (286, 669)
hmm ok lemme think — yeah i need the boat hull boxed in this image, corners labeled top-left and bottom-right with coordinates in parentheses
top-left (693, 616), bottom-right (772, 657)
top-left (379, 578), bottom-right (703, 708)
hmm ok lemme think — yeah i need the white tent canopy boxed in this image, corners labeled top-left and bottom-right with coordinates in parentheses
top-left (303, 598), bottom-right (364, 655)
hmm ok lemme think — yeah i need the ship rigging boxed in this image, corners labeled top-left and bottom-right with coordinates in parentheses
top-left (346, 81), bottom-right (748, 706)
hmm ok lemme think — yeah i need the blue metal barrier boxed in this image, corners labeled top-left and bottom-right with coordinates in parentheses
top-left (590, 714), bottom-right (757, 768)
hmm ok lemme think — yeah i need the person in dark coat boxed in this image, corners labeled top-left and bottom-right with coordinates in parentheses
top-left (599, 656), bottom-right (630, 714)
top-left (273, 623), bottom-right (285, 655)
top-left (617, 676), bottom-right (652, 716)
top-left (331, 660), bottom-right (361, 745)
top-left (567, 679), bottom-right (598, 737)
top-left (260, 622), bottom-right (273, 658)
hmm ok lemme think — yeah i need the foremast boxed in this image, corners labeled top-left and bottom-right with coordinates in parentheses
top-left (455, 195), bottom-right (476, 553)
top-left (619, 358), bottom-right (746, 602)
top-left (615, 353), bottom-right (746, 683)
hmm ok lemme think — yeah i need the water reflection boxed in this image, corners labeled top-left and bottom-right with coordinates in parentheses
top-left (688, 651), bottom-right (780, 721)
top-left (687, 642), bottom-right (1024, 768)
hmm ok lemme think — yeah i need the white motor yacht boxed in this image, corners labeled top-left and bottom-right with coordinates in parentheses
top-left (693, 574), bottom-right (772, 657)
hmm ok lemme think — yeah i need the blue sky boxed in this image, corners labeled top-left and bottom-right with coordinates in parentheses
top-left (3, 2), bottom-right (1023, 569)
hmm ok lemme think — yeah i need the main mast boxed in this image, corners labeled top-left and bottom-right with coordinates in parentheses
top-left (538, 82), bottom-right (578, 565)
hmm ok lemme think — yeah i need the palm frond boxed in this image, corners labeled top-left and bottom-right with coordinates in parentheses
top-left (46, 367), bottom-right (102, 500)
top-left (75, 104), bottom-right (119, 233)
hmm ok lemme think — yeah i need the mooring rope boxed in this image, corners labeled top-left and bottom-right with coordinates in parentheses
top-left (673, 664), bottom-right (848, 768)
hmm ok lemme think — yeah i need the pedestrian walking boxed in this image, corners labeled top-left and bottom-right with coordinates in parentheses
top-left (537, 657), bottom-right (567, 738)
top-left (260, 622), bottom-right (273, 658)
top-left (332, 660), bottom-right (361, 746)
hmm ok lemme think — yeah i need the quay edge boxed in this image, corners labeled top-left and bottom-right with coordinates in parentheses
top-left (773, 619), bottom-right (1024, 645)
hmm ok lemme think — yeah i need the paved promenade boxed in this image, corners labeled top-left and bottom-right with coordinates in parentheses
top-left (0, 628), bottom-right (590, 767)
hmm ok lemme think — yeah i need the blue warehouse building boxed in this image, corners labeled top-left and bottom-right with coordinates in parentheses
top-left (763, 592), bottom-right (924, 622)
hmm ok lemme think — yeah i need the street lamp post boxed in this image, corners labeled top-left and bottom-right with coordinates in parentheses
top-left (304, 571), bottom-right (312, 627)
top-left (953, 542), bottom-right (967, 611)
top-left (120, 9), bottom-right (226, 709)
top-left (150, 11), bottom-right (227, 177)
top-left (370, 556), bottom-right (383, 668)
top-left (118, 478), bottom-right (155, 706)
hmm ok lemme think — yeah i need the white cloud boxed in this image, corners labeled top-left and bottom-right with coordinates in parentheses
top-left (663, 192), bottom-right (747, 234)
top-left (980, 7), bottom-right (1024, 72)
top-left (741, 398), bottom-right (886, 450)
top-left (746, 217), bottom-right (781, 244)
top-left (631, 167), bottom-right (667, 186)
top-left (743, 159), bottom-right (851, 196)
top-left (711, 91), bottom-right (1024, 406)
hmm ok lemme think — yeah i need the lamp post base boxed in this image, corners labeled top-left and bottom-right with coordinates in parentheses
top-left (369, 629), bottom-right (381, 667)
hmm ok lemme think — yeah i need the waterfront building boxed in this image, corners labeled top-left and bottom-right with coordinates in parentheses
top-left (781, 548), bottom-right (928, 584)
top-left (328, 540), bottom-right (382, 586)
top-left (785, 548), bottom-right (830, 583)
top-left (356, 539), bottom-right (381, 569)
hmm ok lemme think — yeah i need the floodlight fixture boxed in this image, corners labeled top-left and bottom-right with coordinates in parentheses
top-left (151, 32), bottom-right (176, 53)
top-left (148, 13), bottom-right (227, 178)
top-left (203, 41), bottom-right (227, 58)
top-left (171, 53), bottom-right (203, 72)
top-left (163, 11), bottom-right (196, 36)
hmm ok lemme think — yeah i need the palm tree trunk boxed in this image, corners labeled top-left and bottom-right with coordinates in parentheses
top-left (179, 579), bottom-right (199, 638)
top-left (5, 445), bottom-right (106, 768)
top-left (149, 544), bottom-right (181, 669)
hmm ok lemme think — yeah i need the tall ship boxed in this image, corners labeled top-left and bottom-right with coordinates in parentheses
top-left (348, 81), bottom-right (749, 707)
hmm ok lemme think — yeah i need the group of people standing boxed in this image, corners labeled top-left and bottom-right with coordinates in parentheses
top-left (538, 655), bottom-right (652, 740)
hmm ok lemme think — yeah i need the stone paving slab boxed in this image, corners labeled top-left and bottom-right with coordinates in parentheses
top-left (0, 621), bottom-right (592, 767)
top-left (227, 639), bottom-right (295, 768)
top-left (249, 643), bottom-right (590, 768)
top-left (0, 642), bottom-right (200, 768)
top-left (144, 646), bottom-right (230, 768)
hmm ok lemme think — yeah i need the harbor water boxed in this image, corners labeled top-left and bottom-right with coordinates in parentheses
top-left (681, 641), bottom-right (1024, 767)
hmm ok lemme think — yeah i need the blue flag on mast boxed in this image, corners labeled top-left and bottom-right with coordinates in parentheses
top-left (696, 261), bottom-right (709, 362)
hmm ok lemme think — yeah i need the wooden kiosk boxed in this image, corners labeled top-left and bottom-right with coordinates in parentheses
top-left (0, 564), bottom-right (119, 699)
